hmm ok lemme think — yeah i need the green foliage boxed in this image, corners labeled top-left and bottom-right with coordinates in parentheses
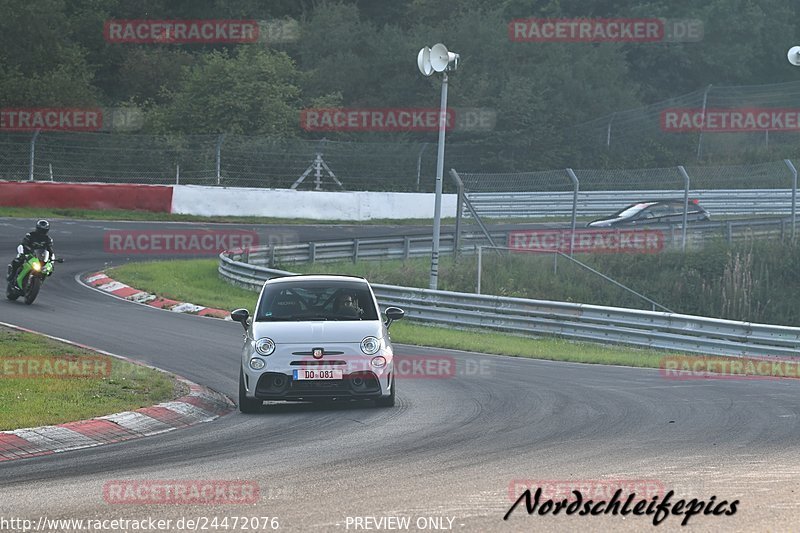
top-left (3, 0), bottom-right (800, 167)
top-left (146, 46), bottom-right (302, 135)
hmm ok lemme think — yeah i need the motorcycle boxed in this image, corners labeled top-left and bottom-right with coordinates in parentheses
top-left (6, 246), bottom-right (63, 305)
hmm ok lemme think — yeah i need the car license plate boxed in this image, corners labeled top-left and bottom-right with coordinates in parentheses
top-left (293, 369), bottom-right (343, 380)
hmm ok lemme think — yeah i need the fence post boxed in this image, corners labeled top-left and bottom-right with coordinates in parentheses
top-left (451, 168), bottom-right (464, 258)
top-left (785, 159), bottom-right (797, 241)
top-left (416, 143), bottom-right (429, 192)
top-left (175, 164), bottom-right (180, 185)
top-left (216, 134), bottom-right (225, 185)
top-left (28, 129), bottom-right (40, 181)
top-left (696, 84), bottom-right (712, 161)
top-left (677, 166), bottom-right (691, 252)
top-left (566, 168), bottom-right (579, 256)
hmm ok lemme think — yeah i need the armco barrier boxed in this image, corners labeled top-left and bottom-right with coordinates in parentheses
top-left (0, 181), bottom-right (173, 212)
top-left (219, 246), bottom-right (800, 358)
top-left (465, 189), bottom-right (796, 218)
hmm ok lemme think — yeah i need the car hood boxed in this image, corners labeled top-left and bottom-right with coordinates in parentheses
top-left (587, 218), bottom-right (623, 227)
top-left (252, 320), bottom-right (384, 343)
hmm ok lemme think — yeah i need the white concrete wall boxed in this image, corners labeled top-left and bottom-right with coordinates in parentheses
top-left (171, 185), bottom-right (458, 221)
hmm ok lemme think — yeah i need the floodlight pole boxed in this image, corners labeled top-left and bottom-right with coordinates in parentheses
top-left (429, 72), bottom-right (449, 290)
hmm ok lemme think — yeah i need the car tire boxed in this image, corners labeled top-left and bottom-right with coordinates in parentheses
top-left (239, 368), bottom-right (262, 414)
top-left (375, 375), bottom-right (395, 407)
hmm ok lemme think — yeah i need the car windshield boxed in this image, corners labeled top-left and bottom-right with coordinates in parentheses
top-left (612, 203), bottom-right (656, 219)
top-left (255, 280), bottom-right (378, 322)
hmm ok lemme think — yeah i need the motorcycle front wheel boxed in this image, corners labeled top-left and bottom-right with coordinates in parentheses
top-left (24, 276), bottom-right (41, 305)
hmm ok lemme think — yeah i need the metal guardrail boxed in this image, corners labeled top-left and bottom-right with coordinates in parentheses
top-left (219, 246), bottom-right (800, 358)
top-left (232, 219), bottom-right (792, 270)
top-left (466, 189), bottom-right (797, 218)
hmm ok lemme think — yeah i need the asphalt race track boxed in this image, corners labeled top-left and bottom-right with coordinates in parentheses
top-left (1, 217), bottom-right (799, 532)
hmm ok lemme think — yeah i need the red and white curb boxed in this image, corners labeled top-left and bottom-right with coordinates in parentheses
top-left (0, 322), bottom-right (235, 462)
top-left (82, 271), bottom-right (231, 319)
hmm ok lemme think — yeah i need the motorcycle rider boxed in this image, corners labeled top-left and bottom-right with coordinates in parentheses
top-left (7, 220), bottom-right (54, 283)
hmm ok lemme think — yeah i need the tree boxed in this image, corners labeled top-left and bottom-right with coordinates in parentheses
top-left (147, 46), bottom-right (302, 135)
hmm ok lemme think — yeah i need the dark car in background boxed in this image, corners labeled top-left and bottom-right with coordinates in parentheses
top-left (586, 199), bottom-right (710, 228)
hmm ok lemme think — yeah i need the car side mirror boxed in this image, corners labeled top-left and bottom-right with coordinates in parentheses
top-left (384, 307), bottom-right (405, 328)
top-left (231, 308), bottom-right (250, 331)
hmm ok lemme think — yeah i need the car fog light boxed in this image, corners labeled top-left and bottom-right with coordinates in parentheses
top-left (249, 357), bottom-right (266, 370)
top-left (371, 356), bottom-right (387, 368)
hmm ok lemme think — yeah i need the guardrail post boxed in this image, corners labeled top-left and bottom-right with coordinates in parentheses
top-left (353, 239), bottom-right (359, 264)
top-left (677, 166), bottom-right (691, 252)
top-left (309, 242), bottom-right (316, 264)
top-left (28, 129), bottom-right (40, 181)
top-left (269, 246), bottom-right (276, 268)
top-left (726, 221), bottom-right (733, 244)
top-left (404, 236), bottom-right (411, 260)
top-left (476, 246), bottom-right (482, 294)
top-left (566, 168), bottom-right (579, 257)
top-left (785, 159), bottom-right (797, 241)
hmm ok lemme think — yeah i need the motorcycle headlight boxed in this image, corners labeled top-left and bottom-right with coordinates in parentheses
top-left (32, 262), bottom-right (41, 272)
top-left (361, 336), bottom-right (381, 355)
top-left (255, 338), bottom-right (275, 356)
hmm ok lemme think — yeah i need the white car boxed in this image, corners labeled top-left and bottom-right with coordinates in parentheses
top-left (232, 274), bottom-right (405, 412)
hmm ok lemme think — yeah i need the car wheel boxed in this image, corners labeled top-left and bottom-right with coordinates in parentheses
top-left (238, 368), bottom-right (263, 414)
top-left (375, 375), bottom-right (395, 407)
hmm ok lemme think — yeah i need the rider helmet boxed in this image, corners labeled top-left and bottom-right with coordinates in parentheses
top-left (35, 220), bottom-right (50, 234)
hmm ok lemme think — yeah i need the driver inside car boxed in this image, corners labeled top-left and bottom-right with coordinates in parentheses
top-left (334, 292), bottom-right (362, 318)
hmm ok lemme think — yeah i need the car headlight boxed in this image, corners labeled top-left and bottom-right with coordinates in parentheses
top-left (249, 357), bottom-right (266, 370)
top-left (371, 356), bottom-right (387, 368)
top-left (361, 336), bottom-right (381, 355)
top-left (255, 338), bottom-right (275, 356)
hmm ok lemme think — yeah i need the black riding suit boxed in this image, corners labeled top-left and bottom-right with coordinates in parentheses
top-left (7, 230), bottom-right (54, 282)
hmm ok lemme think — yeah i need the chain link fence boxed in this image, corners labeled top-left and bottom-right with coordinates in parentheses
top-left (566, 80), bottom-right (800, 166)
top-left (0, 131), bottom-right (483, 192)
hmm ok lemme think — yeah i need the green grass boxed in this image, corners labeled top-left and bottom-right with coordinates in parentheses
top-left (109, 258), bottom-right (686, 368)
top-left (0, 326), bottom-right (183, 430)
top-left (109, 259), bottom-right (256, 312)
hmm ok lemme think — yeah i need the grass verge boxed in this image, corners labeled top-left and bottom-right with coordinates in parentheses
top-left (0, 326), bottom-right (184, 430)
top-left (109, 259), bottom-right (686, 369)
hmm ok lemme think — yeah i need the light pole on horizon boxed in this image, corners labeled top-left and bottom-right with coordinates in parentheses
top-left (418, 43), bottom-right (460, 290)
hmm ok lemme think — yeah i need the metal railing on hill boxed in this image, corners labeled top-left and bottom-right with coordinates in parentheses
top-left (218, 242), bottom-right (800, 358)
